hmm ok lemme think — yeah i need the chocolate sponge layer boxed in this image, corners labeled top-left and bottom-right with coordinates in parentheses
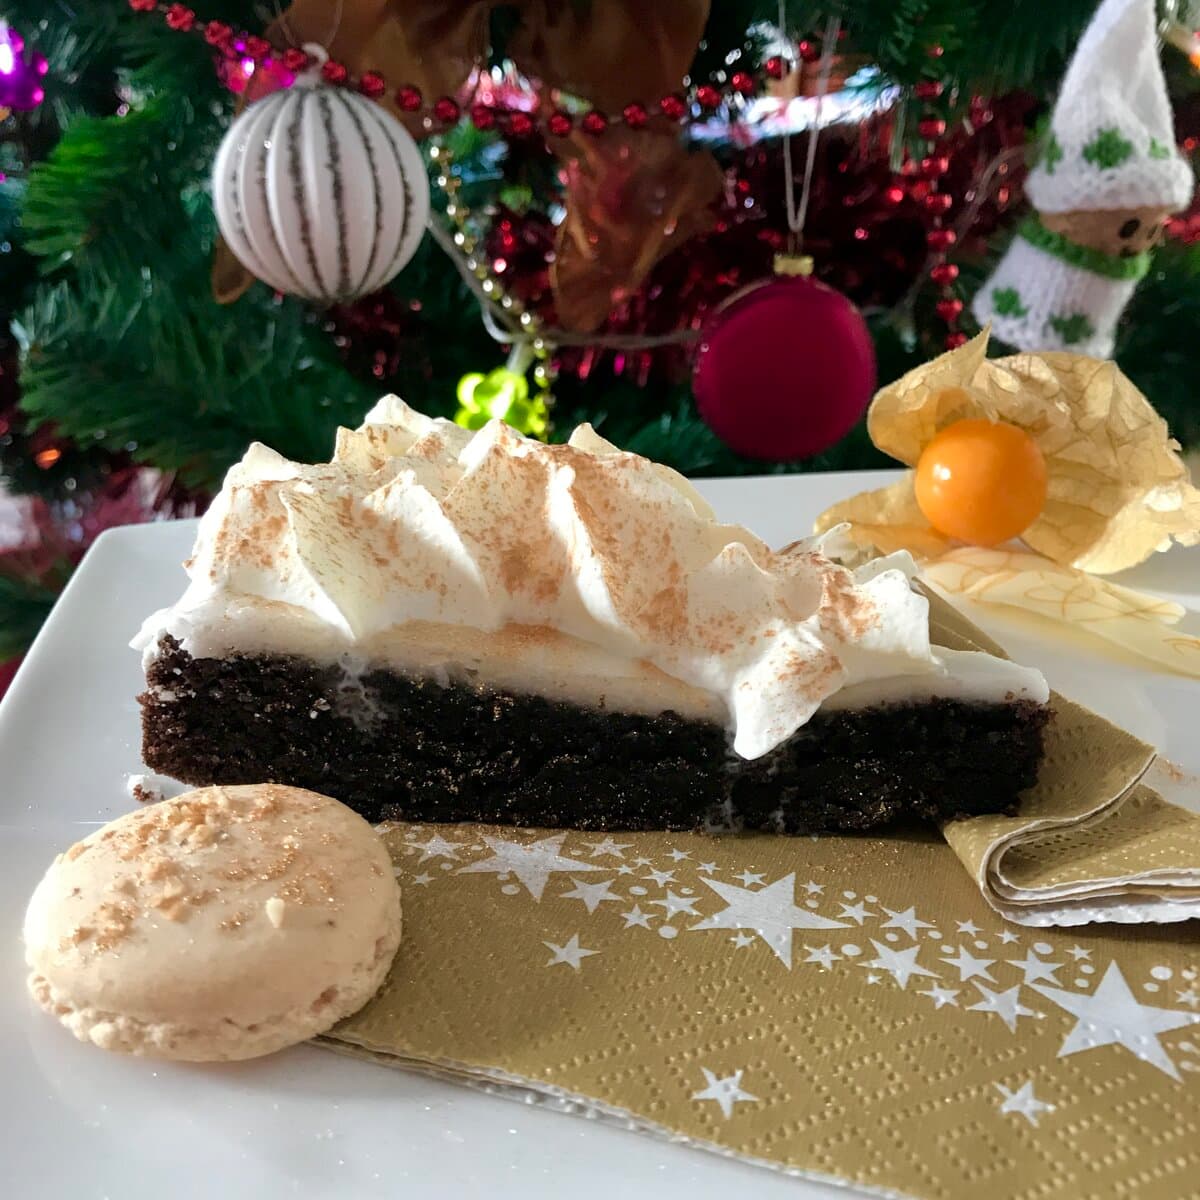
top-left (141, 636), bottom-right (1049, 833)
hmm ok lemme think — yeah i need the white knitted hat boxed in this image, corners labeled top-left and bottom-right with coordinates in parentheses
top-left (1026, 0), bottom-right (1193, 214)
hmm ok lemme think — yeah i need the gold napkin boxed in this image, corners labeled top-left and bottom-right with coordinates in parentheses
top-left (326, 822), bottom-right (1200, 1199)
top-left (923, 586), bottom-right (1200, 926)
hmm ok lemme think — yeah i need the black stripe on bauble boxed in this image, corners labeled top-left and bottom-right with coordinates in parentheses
top-left (359, 101), bottom-right (416, 282)
top-left (317, 88), bottom-right (352, 301)
top-left (227, 93), bottom-right (288, 283)
top-left (255, 92), bottom-right (306, 295)
top-left (287, 89), bottom-right (326, 299)
top-left (338, 93), bottom-right (385, 299)
top-left (223, 96), bottom-right (254, 256)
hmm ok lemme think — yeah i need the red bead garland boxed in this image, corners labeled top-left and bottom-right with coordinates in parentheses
top-left (913, 45), bottom-right (963, 350)
top-left (659, 93), bottom-right (687, 120)
top-left (321, 60), bottom-right (348, 85)
top-left (622, 102), bottom-right (648, 128)
top-left (506, 111), bottom-right (534, 137)
top-left (123, 0), bottom-right (765, 137)
top-left (281, 47), bottom-right (309, 72)
top-left (359, 71), bottom-right (386, 99)
top-left (203, 20), bottom-right (230, 46)
top-left (395, 85), bottom-right (422, 112)
top-left (164, 2), bottom-right (194, 27)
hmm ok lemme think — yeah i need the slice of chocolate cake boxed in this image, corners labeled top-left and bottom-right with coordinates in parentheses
top-left (133, 399), bottom-right (1049, 833)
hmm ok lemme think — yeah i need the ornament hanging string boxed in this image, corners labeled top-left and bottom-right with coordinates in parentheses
top-left (891, 141), bottom-right (1031, 323)
top-left (423, 152), bottom-right (697, 353)
top-left (444, 5), bottom-right (845, 359)
top-left (780, 9), bottom-right (842, 259)
top-left (274, 0), bottom-right (342, 54)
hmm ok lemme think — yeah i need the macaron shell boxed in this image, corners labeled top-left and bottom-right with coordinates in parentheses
top-left (23, 784), bottom-right (402, 1060)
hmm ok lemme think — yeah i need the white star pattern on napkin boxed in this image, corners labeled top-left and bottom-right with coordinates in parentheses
top-left (457, 833), bottom-right (603, 900)
top-left (921, 986), bottom-right (961, 1009)
top-left (1008, 950), bottom-right (1064, 985)
top-left (803, 944), bottom-right (840, 971)
top-left (643, 868), bottom-right (677, 888)
top-left (405, 832), bottom-right (463, 863)
top-left (543, 934), bottom-right (599, 971)
top-left (1032, 962), bottom-right (1200, 1080)
top-left (583, 838), bottom-right (632, 859)
top-left (653, 891), bottom-right (701, 919)
top-left (968, 982), bottom-right (1040, 1032)
top-left (941, 945), bottom-right (998, 983)
top-left (560, 877), bottom-right (622, 914)
top-left (692, 1068), bottom-right (759, 1119)
top-left (880, 906), bottom-right (934, 939)
top-left (690, 873), bottom-right (847, 968)
top-left (621, 905), bottom-right (653, 929)
top-left (837, 901), bottom-right (872, 925)
top-left (862, 940), bottom-right (940, 989)
top-left (995, 1081), bottom-right (1055, 1126)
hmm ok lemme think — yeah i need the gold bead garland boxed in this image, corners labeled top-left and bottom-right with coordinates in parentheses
top-left (428, 140), bottom-right (557, 417)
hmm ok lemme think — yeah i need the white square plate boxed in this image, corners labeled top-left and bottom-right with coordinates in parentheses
top-left (2, 470), bottom-right (1197, 1199)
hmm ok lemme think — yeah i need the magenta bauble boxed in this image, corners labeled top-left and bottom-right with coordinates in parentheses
top-left (0, 25), bottom-right (48, 111)
top-left (692, 275), bottom-right (876, 461)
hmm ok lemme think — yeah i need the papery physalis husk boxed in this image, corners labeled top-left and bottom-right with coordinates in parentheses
top-left (815, 329), bottom-right (1200, 574)
top-left (813, 476), bottom-right (952, 559)
top-left (923, 547), bottom-right (1200, 678)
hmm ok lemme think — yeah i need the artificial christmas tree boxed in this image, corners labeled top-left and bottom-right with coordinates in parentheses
top-left (1, 0), bottom-right (1198, 681)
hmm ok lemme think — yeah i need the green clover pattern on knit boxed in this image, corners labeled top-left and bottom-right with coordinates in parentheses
top-left (1047, 313), bottom-right (1095, 345)
top-left (1149, 137), bottom-right (1172, 161)
top-left (991, 287), bottom-right (1028, 318)
top-left (1082, 127), bottom-right (1134, 169)
top-left (1043, 132), bottom-right (1063, 175)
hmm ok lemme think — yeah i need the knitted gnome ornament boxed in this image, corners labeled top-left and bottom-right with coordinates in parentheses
top-left (973, 0), bottom-right (1194, 358)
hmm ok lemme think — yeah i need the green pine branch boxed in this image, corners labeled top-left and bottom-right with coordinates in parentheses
top-left (798, 0), bottom-right (1097, 90)
top-left (16, 276), bottom-right (381, 488)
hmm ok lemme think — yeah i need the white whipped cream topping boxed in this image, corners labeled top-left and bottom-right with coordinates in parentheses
top-left (134, 398), bottom-right (1047, 759)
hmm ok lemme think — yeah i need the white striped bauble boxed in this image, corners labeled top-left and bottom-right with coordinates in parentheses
top-left (212, 75), bottom-right (429, 304)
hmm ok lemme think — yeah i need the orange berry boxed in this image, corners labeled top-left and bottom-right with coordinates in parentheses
top-left (914, 418), bottom-right (1047, 546)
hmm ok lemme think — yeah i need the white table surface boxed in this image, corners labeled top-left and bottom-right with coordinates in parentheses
top-left (2, 469), bottom-right (1197, 1199)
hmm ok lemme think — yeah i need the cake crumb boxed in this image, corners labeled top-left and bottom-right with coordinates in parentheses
top-left (125, 772), bottom-right (172, 805)
top-left (266, 897), bottom-right (286, 928)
